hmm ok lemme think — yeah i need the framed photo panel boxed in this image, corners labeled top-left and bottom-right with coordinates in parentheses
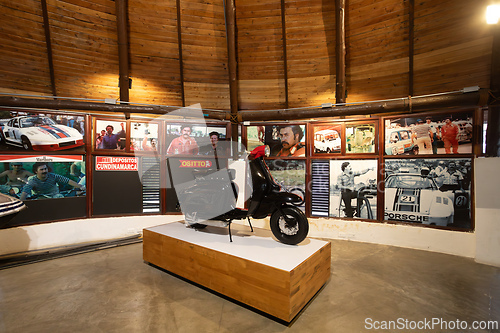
top-left (0, 155), bottom-right (86, 201)
top-left (312, 124), bottom-right (342, 155)
top-left (0, 111), bottom-right (85, 152)
top-left (266, 159), bottom-right (306, 211)
top-left (246, 124), bottom-right (306, 157)
top-left (95, 119), bottom-right (127, 151)
top-left (131, 122), bottom-right (159, 152)
top-left (329, 159), bottom-right (377, 219)
top-left (384, 111), bottom-right (473, 156)
top-left (165, 123), bottom-right (227, 156)
top-left (384, 158), bottom-right (472, 229)
top-left (346, 122), bottom-right (376, 154)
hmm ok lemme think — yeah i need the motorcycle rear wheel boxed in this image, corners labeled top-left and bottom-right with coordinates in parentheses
top-left (270, 206), bottom-right (308, 245)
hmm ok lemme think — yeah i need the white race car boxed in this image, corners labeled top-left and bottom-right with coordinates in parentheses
top-left (384, 172), bottom-right (454, 226)
top-left (0, 116), bottom-right (84, 151)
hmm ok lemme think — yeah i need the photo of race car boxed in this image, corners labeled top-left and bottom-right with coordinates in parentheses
top-left (384, 171), bottom-right (454, 226)
top-left (385, 128), bottom-right (419, 155)
top-left (0, 116), bottom-right (84, 151)
top-left (384, 158), bottom-right (472, 228)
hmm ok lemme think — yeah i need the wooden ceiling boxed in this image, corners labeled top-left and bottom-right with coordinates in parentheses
top-left (0, 0), bottom-right (494, 112)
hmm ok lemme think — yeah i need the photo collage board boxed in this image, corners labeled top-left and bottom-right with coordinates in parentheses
top-left (0, 107), bottom-right (475, 231)
top-left (0, 110), bottom-right (88, 205)
top-left (245, 110), bottom-right (475, 230)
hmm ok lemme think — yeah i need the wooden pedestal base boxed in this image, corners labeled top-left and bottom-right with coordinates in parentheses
top-left (143, 222), bottom-right (331, 322)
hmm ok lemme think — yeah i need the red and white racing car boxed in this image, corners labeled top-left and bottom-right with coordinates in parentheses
top-left (0, 116), bottom-right (84, 151)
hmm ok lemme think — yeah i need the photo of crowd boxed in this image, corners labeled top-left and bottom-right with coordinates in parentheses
top-left (384, 112), bottom-right (473, 155)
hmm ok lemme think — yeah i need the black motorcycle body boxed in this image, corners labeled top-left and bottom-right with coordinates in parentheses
top-left (179, 154), bottom-right (309, 245)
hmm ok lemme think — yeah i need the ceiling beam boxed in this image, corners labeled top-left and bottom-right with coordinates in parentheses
top-left (486, 24), bottom-right (500, 156)
top-left (281, 0), bottom-right (289, 109)
top-left (224, 0), bottom-right (238, 142)
top-left (115, 0), bottom-right (130, 106)
top-left (176, 0), bottom-right (185, 107)
top-left (40, 0), bottom-right (56, 96)
top-left (335, 0), bottom-right (346, 104)
top-left (0, 96), bottom-right (228, 120)
top-left (238, 90), bottom-right (485, 121)
top-left (409, 0), bottom-right (415, 96)
top-left (0, 90), bottom-right (485, 123)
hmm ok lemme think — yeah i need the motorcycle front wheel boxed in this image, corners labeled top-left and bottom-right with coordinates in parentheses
top-left (270, 206), bottom-right (309, 245)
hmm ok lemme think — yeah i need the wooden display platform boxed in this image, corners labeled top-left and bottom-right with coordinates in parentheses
top-left (143, 222), bottom-right (331, 322)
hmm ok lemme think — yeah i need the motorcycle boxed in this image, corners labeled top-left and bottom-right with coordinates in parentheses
top-left (177, 145), bottom-right (309, 245)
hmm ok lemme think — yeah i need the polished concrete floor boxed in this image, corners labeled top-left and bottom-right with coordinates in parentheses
top-left (1, 239), bottom-right (499, 333)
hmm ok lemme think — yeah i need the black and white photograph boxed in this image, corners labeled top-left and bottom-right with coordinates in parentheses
top-left (246, 124), bottom-right (306, 157)
top-left (384, 158), bottom-right (472, 229)
top-left (329, 159), bottom-right (378, 219)
top-left (266, 159), bottom-right (306, 211)
top-left (384, 111), bottom-right (473, 156)
top-left (0, 111), bottom-right (85, 152)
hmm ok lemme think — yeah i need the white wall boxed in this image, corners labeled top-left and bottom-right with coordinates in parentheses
top-left (474, 157), bottom-right (500, 267)
top-left (241, 217), bottom-right (476, 258)
top-left (0, 215), bottom-right (183, 256)
top-left (0, 158), bottom-right (498, 266)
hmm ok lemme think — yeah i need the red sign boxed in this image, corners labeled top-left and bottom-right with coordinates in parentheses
top-left (95, 156), bottom-right (138, 171)
top-left (179, 160), bottom-right (212, 168)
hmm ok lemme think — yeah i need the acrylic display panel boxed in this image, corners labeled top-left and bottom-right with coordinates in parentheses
top-left (165, 124), bottom-right (227, 156)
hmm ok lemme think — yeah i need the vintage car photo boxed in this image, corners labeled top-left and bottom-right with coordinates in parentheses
top-left (385, 127), bottom-right (419, 155)
top-left (0, 115), bottom-right (84, 151)
top-left (384, 158), bottom-right (471, 228)
top-left (346, 123), bottom-right (376, 154)
top-left (384, 111), bottom-right (473, 155)
top-left (313, 124), bottom-right (341, 154)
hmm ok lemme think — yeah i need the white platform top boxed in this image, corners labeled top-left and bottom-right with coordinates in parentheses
top-left (145, 222), bottom-right (329, 272)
